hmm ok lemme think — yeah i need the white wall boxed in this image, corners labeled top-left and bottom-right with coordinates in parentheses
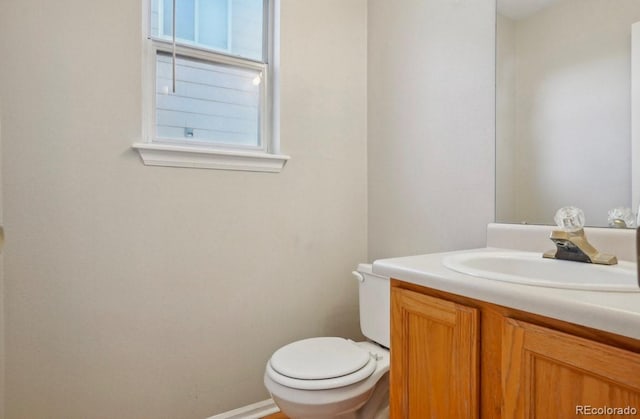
top-left (0, 0), bottom-right (367, 418)
top-left (497, 0), bottom-right (640, 226)
top-left (367, 0), bottom-right (496, 260)
top-left (633, 22), bottom-right (640, 212)
top-left (496, 13), bottom-right (517, 223)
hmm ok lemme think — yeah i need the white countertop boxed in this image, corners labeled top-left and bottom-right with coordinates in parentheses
top-left (373, 247), bottom-right (640, 340)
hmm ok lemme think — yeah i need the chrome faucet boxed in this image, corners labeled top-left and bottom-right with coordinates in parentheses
top-left (543, 207), bottom-right (618, 265)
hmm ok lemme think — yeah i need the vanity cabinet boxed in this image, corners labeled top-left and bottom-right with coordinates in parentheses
top-left (390, 280), bottom-right (640, 419)
top-left (502, 319), bottom-right (640, 418)
top-left (390, 287), bottom-right (479, 418)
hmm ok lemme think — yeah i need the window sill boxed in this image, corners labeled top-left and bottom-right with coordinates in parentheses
top-left (132, 143), bottom-right (290, 173)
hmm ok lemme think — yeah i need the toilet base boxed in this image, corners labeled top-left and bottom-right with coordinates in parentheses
top-left (354, 373), bottom-right (389, 419)
top-left (270, 372), bottom-right (389, 419)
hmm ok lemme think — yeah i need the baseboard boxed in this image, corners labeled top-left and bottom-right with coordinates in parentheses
top-left (206, 398), bottom-right (280, 419)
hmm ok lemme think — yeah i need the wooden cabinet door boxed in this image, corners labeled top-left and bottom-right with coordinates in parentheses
top-left (390, 287), bottom-right (479, 418)
top-left (502, 318), bottom-right (640, 419)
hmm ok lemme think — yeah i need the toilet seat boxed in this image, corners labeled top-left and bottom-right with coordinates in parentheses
top-left (266, 337), bottom-right (377, 390)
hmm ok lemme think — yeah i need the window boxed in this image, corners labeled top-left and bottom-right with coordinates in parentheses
top-left (133, 0), bottom-right (288, 172)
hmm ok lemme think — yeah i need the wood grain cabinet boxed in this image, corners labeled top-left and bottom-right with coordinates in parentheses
top-left (502, 319), bottom-right (640, 419)
top-left (390, 280), bottom-right (640, 419)
top-left (390, 287), bottom-right (479, 418)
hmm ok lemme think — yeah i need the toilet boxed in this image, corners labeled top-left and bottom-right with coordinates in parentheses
top-left (264, 264), bottom-right (390, 419)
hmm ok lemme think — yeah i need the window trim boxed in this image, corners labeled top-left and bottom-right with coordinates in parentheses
top-left (134, 0), bottom-right (289, 172)
top-left (131, 142), bottom-right (289, 172)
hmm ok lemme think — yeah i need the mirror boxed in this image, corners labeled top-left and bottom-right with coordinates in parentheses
top-left (495, 0), bottom-right (640, 227)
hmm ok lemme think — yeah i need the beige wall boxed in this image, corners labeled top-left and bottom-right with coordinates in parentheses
top-left (367, 0), bottom-right (496, 260)
top-left (0, 0), bottom-right (367, 417)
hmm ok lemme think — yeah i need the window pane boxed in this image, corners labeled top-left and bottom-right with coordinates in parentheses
top-left (155, 52), bottom-right (261, 148)
top-left (198, 0), bottom-right (228, 51)
top-left (161, 0), bottom-right (195, 42)
top-left (151, 0), bottom-right (265, 62)
top-left (229, 0), bottom-right (264, 61)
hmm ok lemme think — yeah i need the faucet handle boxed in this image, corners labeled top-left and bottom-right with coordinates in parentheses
top-left (554, 206), bottom-right (585, 232)
top-left (607, 207), bottom-right (634, 228)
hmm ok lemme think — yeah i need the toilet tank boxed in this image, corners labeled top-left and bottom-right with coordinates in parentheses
top-left (355, 263), bottom-right (390, 348)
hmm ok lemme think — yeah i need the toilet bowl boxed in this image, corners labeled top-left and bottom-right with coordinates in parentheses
top-left (264, 264), bottom-right (390, 419)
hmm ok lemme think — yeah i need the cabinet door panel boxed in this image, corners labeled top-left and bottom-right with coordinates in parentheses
top-left (502, 318), bottom-right (640, 419)
top-left (391, 287), bottom-right (479, 418)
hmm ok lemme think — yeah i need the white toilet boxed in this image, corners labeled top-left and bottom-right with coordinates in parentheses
top-left (264, 264), bottom-right (390, 419)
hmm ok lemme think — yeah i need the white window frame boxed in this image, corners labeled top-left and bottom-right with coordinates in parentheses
top-left (133, 0), bottom-right (289, 173)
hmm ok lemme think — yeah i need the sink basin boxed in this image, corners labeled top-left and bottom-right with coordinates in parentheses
top-left (442, 250), bottom-right (639, 292)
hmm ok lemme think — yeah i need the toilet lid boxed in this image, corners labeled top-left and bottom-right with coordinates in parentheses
top-left (269, 337), bottom-right (371, 380)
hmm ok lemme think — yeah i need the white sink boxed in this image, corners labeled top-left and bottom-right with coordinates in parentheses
top-left (442, 250), bottom-right (639, 292)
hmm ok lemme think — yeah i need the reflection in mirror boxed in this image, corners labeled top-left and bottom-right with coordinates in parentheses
top-left (496, 0), bottom-right (640, 227)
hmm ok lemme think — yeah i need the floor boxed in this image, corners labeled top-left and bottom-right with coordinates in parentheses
top-left (262, 413), bottom-right (288, 419)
